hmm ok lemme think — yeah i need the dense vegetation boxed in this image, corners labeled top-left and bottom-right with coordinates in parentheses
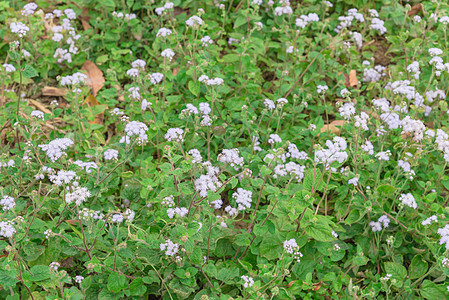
top-left (1, 0), bottom-right (449, 299)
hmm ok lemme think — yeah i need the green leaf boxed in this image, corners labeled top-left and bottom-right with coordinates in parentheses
top-left (260, 165), bottom-right (272, 177)
top-left (188, 80), bottom-right (200, 96)
top-left (129, 278), bottom-right (146, 296)
top-left (217, 267), bottom-right (239, 282)
top-left (0, 270), bottom-right (18, 287)
top-left (421, 280), bottom-right (446, 299)
top-left (29, 265), bottom-right (51, 282)
top-left (107, 272), bottom-right (127, 293)
top-left (409, 255), bottom-right (428, 279)
top-left (385, 262), bottom-right (407, 287)
top-left (221, 54), bottom-right (240, 63)
top-left (304, 219), bottom-right (334, 242)
top-left (234, 15), bottom-right (247, 28)
top-left (23, 64), bottom-right (39, 78)
top-left (303, 168), bottom-right (323, 191)
top-left (377, 184), bottom-right (396, 196)
top-left (260, 234), bottom-right (282, 260)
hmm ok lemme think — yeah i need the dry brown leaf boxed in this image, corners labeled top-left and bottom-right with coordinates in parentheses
top-left (65, 219), bottom-right (80, 226)
top-left (42, 86), bottom-right (67, 97)
top-left (338, 72), bottom-right (350, 88)
top-left (79, 7), bottom-right (91, 30)
top-left (83, 94), bottom-right (104, 125)
top-left (349, 70), bottom-right (358, 88)
top-left (29, 99), bottom-right (52, 114)
top-left (286, 280), bottom-right (296, 288)
top-left (408, 3), bottom-right (422, 17)
top-left (311, 280), bottom-right (323, 291)
top-left (172, 67), bottom-right (180, 76)
top-left (81, 60), bottom-right (105, 96)
top-left (319, 120), bottom-right (346, 135)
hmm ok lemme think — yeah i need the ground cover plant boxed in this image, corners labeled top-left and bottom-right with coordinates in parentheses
top-left (2, 0), bottom-right (449, 299)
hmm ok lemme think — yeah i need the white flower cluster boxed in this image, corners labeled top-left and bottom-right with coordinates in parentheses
top-left (335, 8), bottom-right (364, 33)
top-left (51, 11), bottom-right (82, 64)
top-left (167, 207), bottom-right (188, 218)
top-left (273, 162), bottom-right (305, 182)
top-left (39, 138), bottom-right (73, 162)
top-left (194, 162), bottom-right (222, 197)
top-left (188, 149), bottom-right (203, 164)
top-left (22, 2), bottom-right (38, 16)
top-left (161, 48), bottom-right (175, 61)
top-left (104, 149), bottom-right (119, 161)
top-left (60, 72), bottom-right (87, 87)
top-left (317, 85), bottom-right (328, 94)
top-left (354, 112), bottom-right (369, 130)
top-left (0, 221), bottom-right (15, 238)
top-left (73, 160), bottom-right (98, 173)
top-left (149, 72), bottom-right (164, 84)
top-left (283, 238), bottom-right (303, 262)
top-left (49, 170), bottom-right (78, 186)
top-left (49, 262), bottom-right (60, 272)
top-left (339, 103), bottom-right (355, 120)
top-left (274, 0), bottom-right (293, 16)
top-left (111, 214), bottom-right (124, 223)
top-left (233, 188), bottom-right (252, 211)
top-left (363, 65), bottom-right (386, 82)
top-left (400, 116), bottom-right (425, 141)
top-left (2, 64), bottom-right (15, 73)
top-left (349, 31), bottom-right (363, 48)
top-left (375, 150), bottom-right (391, 161)
top-left (268, 134), bottom-right (282, 144)
top-left (241, 275), bottom-right (255, 288)
top-left (199, 75), bottom-right (224, 86)
top-left (10, 22), bottom-right (30, 37)
top-left (165, 128), bottom-right (184, 142)
top-left (79, 208), bottom-right (104, 221)
top-left (120, 121), bottom-right (149, 145)
top-left (155, 2), bottom-right (174, 15)
top-left (160, 239), bottom-right (180, 256)
top-left (112, 11), bottom-right (137, 20)
top-left (348, 177), bottom-right (359, 186)
top-left (217, 149), bottom-right (244, 170)
top-left (315, 137), bottom-right (348, 167)
top-left (0, 195), bottom-right (15, 211)
top-left (201, 36), bottom-right (213, 47)
top-left (407, 61), bottom-right (420, 79)
top-left (75, 275), bottom-right (84, 284)
top-left (157, 27), bottom-right (172, 38)
top-left (295, 13), bottom-right (319, 28)
top-left (186, 16), bottom-right (203, 27)
top-left (438, 224), bottom-right (449, 250)
top-left (399, 193), bottom-right (417, 209)
top-left (31, 110), bottom-right (44, 120)
top-left (286, 143), bottom-right (307, 160)
top-left (65, 187), bottom-right (91, 206)
top-left (162, 195), bottom-right (175, 207)
top-left (370, 18), bottom-right (387, 34)
top-left (369, 215), bottom-right (390, 232)
top-left (422, 215), bottom-right (437, 226)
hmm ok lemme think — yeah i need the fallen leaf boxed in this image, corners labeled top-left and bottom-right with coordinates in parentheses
top-left (338, 72), bottom-right (350, 88)
top-left (42, 86), bottom-right (67, 97)
top-left (79, 7), bottom-right (91, 30)
top-left (319, 120), bottom-right (346, 135)
top-left (83, 94), bottom-right (105, 125)
top-left (311, 280), bottom-right (323, 291)
top-left (286, 280), bottom-right (295, 288)
top-left (172, 67), bottom-right (180, 76)
top-left (29, 99), bottom-right (52, 114)
top-left (81, 60), bottom-right (105, 96)
top-left (349, 70), bottom-right (358, 88)
top-left (65, 219), bottom-right (80, 226)
top-left (407, 3), bottom-right (422, 17)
